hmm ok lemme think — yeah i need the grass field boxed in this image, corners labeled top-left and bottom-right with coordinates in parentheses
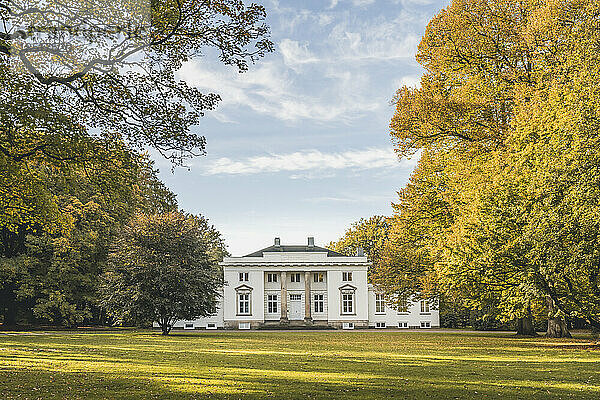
top-left (0, 330), bottom-right (599, 399)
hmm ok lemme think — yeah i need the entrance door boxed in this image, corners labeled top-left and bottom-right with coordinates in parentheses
top-left (289, 294), bottom-right (303, 320)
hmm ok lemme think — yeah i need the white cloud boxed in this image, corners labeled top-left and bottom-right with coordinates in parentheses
top-left (202, 147), bottom-right (415, 175)
top-left (395, 75), bottom-right (422, 89)
top-left (279, 39), bottom-right (320, 68)
top-left (178, 58), bottom-right (379, 123)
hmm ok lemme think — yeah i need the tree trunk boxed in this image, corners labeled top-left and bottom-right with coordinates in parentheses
top-left (516, 315), bottom-right (536, 336)
top-left (546, 295), bottom-right (572, 338)
top-left (159, 317), bottom-right (171, 335)
top-left (516, 302), bottom-right (537, 336)
top-left (1, 288), bottom-right (18, 328)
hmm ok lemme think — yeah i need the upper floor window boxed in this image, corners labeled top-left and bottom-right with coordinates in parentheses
top-left (267, 294), bottom-right (278, 314)
top-left (314, 273), bottom-right (324, 283)
top-left (290, 273), bottom-right (301, 283)
top-left (267, 273), bottom-right (278, 283)
top-left (375, 293), bottom-right (385, 314)
top-left (239, 272), bottom-right (248, 282)
top-left (420, 300), bottom-right (430, 314)
top-left (342, 272), bottom-right (353, 282)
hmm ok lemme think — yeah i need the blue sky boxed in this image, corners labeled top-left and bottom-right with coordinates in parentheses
top-left (156, 0), bottom-right (449, 255)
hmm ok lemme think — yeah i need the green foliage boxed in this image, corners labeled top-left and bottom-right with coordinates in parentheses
top-left (328, 215), bottom-right (390, 269)
top-left (382, 0), bottom-right (600, 335)
top-left (1, 0), bottom-right (273, 165)
top-left (101, 212), bottom-right (227, 334)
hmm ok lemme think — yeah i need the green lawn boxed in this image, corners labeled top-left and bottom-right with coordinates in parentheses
top-left (0, 330), bottom-right (599, 399)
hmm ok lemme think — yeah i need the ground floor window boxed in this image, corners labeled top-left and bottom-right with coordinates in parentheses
top-left (375, 293), bottom-right (385, 314)
top-left (267, 294), bottom-right (278, 313)
top-left (314, 293), bottom-right (324, 313)
top-left (289, 294), bottom-right (302, 301)
top-left (420, 321), bottom-right (431, 328)
top-left (341, 291), bottom-right (354, 314)
top-left (238, 292), bottom-right (251, 315)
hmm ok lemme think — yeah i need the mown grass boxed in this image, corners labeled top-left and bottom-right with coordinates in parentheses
top-left (0, 329), bottom-right (599, 399)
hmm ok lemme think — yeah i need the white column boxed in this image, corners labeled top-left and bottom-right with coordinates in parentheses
top-left (304, 271), bottom-right (312, 324)
top-left (280, 271), bottom-right (288, 323)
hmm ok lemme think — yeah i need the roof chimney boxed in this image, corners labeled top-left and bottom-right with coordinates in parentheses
top-left (357, 247), bottom-right (364, 256)
top-left (274, 237), bottom-right (281, 246)
top-left (307, 237), bottom-right (315, 247)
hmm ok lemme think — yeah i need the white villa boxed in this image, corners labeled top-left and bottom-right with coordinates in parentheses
top-left (167, 237), bottom-right (439, 330)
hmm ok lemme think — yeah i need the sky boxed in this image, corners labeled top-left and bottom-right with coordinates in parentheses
top-left (155, 0), bottom-right (450, 256)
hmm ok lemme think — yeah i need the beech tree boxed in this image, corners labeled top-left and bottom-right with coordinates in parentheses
top-left (1, 0), bottom-right (273, 165)
top-left (382, 0), bottom-right (600, 337)
top-left (101, 212), bottom-right (227, 335)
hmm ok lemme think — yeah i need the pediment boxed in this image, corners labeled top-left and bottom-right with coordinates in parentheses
top-left (338, 284), bottom-right (357, 291)
top-left (235, 284), bottom-right (253, 291)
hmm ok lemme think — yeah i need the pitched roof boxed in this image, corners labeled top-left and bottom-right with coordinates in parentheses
top-left (243, 245), bottom-right (346, 258)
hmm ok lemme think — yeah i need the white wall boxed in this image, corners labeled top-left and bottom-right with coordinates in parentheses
top-left (367, 286), bottom-right (440, 328)
top-left (223, 268), bottom-right (264, 324)
top-left (327, 267), bottom-right (369, 323)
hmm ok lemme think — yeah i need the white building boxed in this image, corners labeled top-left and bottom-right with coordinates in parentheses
top-left (169, 237), bottom-right (439, 330)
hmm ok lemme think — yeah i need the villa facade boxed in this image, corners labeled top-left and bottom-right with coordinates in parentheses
top-left (167, 237), bottom-right (439, 330)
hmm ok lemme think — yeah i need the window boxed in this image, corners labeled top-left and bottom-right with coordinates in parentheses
top-left (290, 273), bottom-right (301, 283)
top-left (267, 294), bottom-right (278, 314)
top-left (341, 291), bottom-right (354, 314)
top-left (397, 303), bottom-right (409, 314)
top-left (239, 322), bottom-right (250, 330)
top-left (239, 272), bottom-right (248, 282)
top-left (289, 294), bottom-right (302, 301)
top-left (420, 300), bottom-right (430, 314)
top-left (314, 294), bottom-right (324, 313)
top-left (184, 323), bottom-right (194, 330)
top-left (398, 321), bottom-right (408, 329)
top-left (375, 322), bottom-right (386, 329)
top-left (420, 321), bottom-right (431, 328)
top-left (342, 322), bottom-right (354, 330)
top-left (207, 323), bottom-right (217, 330)
top-left (314, 273), bottom-right (324, 283)
top-left (238, 292), bottom-right (250, 315)
top-left (342, 272), bottom-right (353, 281)
top-left (375, 293), bottom-right (385, 314)
top-left (267, 273), bottom-right (278, 283)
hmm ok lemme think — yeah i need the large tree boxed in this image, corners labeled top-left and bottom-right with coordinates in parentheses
top-left (1, 0), bottom-right (273, 165)
top-left (383, 0), bottom-right (600, 337)
top-left (0, 152), bottom-right (176, 326)
top-left (101, 212), bottom-right (227, 335)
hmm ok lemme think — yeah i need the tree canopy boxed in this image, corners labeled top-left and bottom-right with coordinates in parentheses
top-left (101, 211), bottom-right (227, 335)
top-left (373, 0), bottom-right (600, 337)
